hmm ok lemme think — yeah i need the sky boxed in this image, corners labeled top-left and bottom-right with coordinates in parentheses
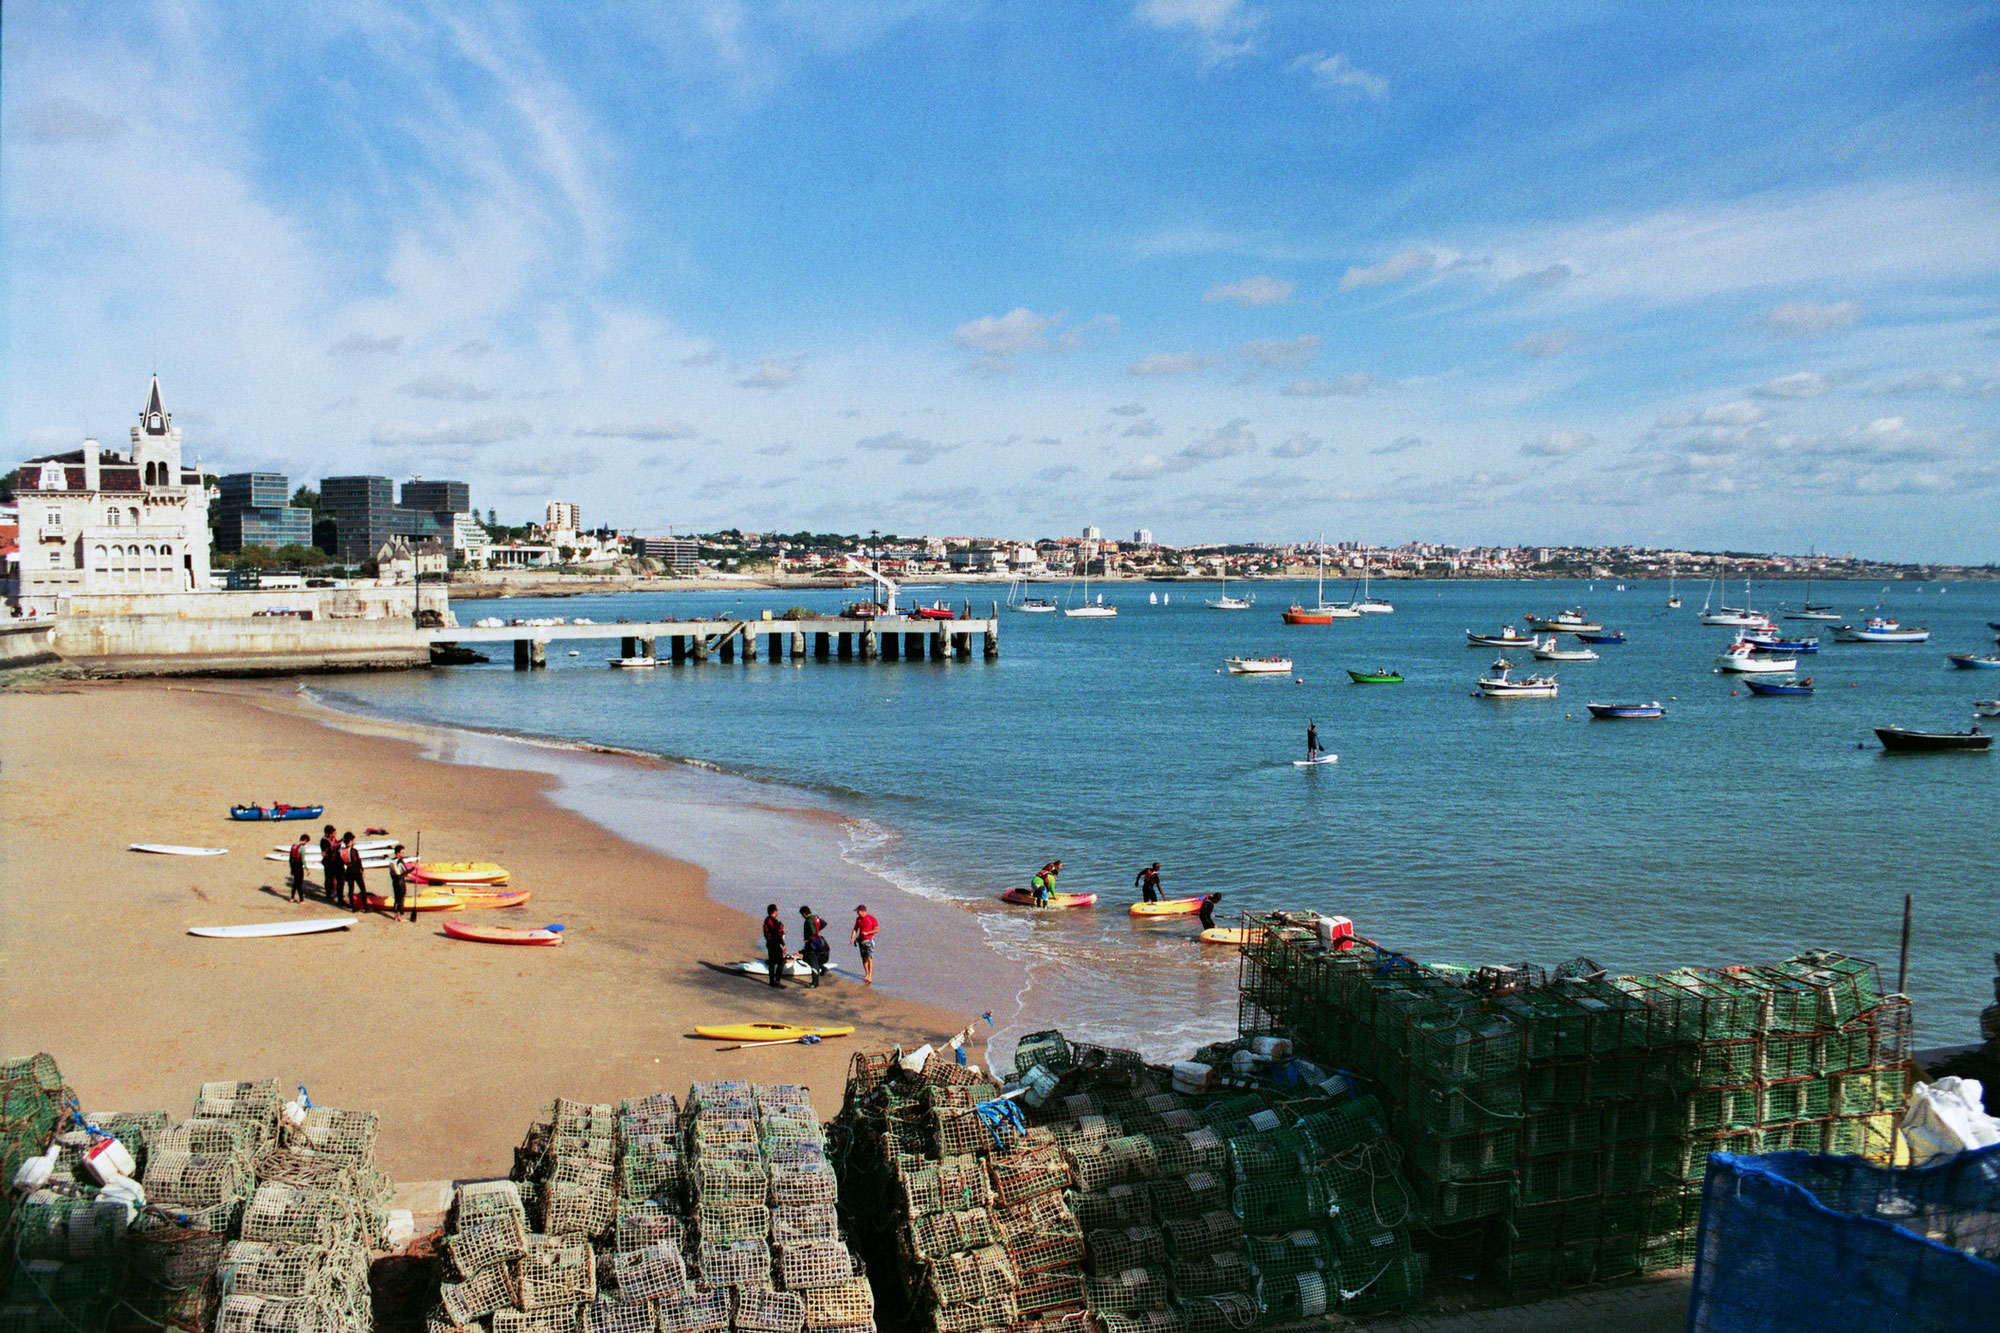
top-left (4, 2), bottom-right (1998, 559)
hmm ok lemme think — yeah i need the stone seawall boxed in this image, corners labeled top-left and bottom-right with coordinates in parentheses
top-left (0, 622), bottom-right (61, 669)
top-left (52, 614), bottom-right (428, 677)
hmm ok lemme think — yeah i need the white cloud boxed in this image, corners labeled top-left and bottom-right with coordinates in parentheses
top-left (1754, 371), bottom-right (1831, 398)
top-left (952, 307), bottom-right (1060, 361)
top-left (1122, 419), bottom-right (1162, 437)
top-left (1513, 329), bottom-right (1583, 358)
top-left (1656, 401), bottom-right (1769, 429)
top-left (1133, 0), bottom-right (1262, 68)
top-left (1271, 433), bottom-right (1323, 459)
top-left (1373, 435), bottom-right (1426, 456)
top-left (1130, 352), bottom-right (1211, 376)
top-left (371, 417), bottom-right (533, 447)
top-left (1760, 300), bottom-right (1860, 339)
top-left (400, 374), bottom-right (493, 402)
top-left (738, 355), bottom-right (803, 390)
top-left (855, 431), bottom-right (953, 465)
top-left (1291, 51), bottom-right (1388, 101)
top-left (1520, 430), bottom-right (1596, 458)
top-left (1512, 264), bottom-right (1573, 290)
top-left (1339, 247), bottom-right (1435, 290)
top-left (1108, 402), bottom-right (1148, 416)
top-left (1240, 334), bottom-right (1320, 366)
top-left (574, 421), bottom-right (698, 440)
top-left (1182, 417), bottom-right (1256, 461)
top-left (9, 96), bottom-right (126, 143)
top-left (454, 340), bottom-right (492, 358)
top-left (1281, 373), bottom-right (1385, 397)
top-left (1110, 452), bottom-right (1173, 481)
top-left (1205, 275), bottom-right (1293, 306)
top-left (1869, 369), bottom-right (1999, 398)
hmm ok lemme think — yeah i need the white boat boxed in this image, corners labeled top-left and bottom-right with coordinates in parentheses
top-left (1008, 580), bottom-right (1058, 613)
top-left (1666, 563), bottom-right (1681, 609)
top-left (1974, 700), bottom-right (2000, 718)
top-left (189, 918), bottom-right (357, 940)
top-left (609, 656), bottom-right (658, 668)
top-left (1475, 658), bottom-right (1558, 697)
top-left (1149, 591), bottom-right (1158, 605)
top-left (1530, 636), bottom-right (1599, 662)
top-left (1780, 576), bottom-right (1841, 621)
top-left (1699, 572), bottom-right (1770, 627)
top-left (1525, 608), bottom-right (1602, 634)
top-left (1715, 641), bottom-right (1797, 674)
top-left (1224, 656), bottom-right (1293, 674)
top-left (1831, 617), bottom-right (1930, 644)
top-left (1467, 626), bottom-right (1535, 647)
top-left (1063, 563), bottom-right (1117, 618)
top-left (1346, 564), bottom-right (1393, 614)
top-left (1283, 543), bottom-right (1362, 622)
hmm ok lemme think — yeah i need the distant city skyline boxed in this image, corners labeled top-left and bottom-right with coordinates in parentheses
top-left (4, 3), bottom-right (1997, 561)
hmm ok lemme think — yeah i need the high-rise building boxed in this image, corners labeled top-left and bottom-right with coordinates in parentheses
top-left (215, 472), bottom-right (312, 552)
top-left (1134, 528), bottom-right (1153, 545)
top-left (1083, 525), bottom-right (1101, 541)
top-left (636, 537), bottom-right (699, 570)
top-left (546, 500), bottom-right (581, 533)
top-left (321, 475), bottom-right (466, 562)
top-left (401, 479), bottom-right (470, 514)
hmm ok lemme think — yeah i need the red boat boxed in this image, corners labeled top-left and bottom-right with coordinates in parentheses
top-left (1281, 605), bottom-right (1334, 625)
top-left (910, 602), bottom-right (956, 620)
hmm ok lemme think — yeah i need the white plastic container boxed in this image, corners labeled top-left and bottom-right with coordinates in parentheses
top-left (1230, 1050), bottom-right (1269, 1076)
top-left (1249, 1036), bottom-right (1293, 1060)
top-left (82, 1136), bottom-right (136, 1185)
top-left (1172, 1061), bottom-right (1213, 1094)
top-left (1316, 915), bottom-right (1354, 947)
top-left (899, 1043), bottom-right (935, 1074)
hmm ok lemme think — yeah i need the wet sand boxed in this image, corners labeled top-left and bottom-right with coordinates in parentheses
top-left (0, 680), bottom-right (985, 1181)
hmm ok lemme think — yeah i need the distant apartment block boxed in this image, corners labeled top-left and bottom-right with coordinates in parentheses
top-left (215, 472), bottom-right (312, 553)
top-left (636, 536), bottom-right (699, 570)
top-left (400, 479), bottom-right (470, 514)
top-left (319, 475), bottom-right (470, 562)
top-left (546, 500), bottom-right (580, 532)
top-left (1134, 528), bottom-right (1153, 545)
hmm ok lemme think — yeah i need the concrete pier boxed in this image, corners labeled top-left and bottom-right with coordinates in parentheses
top-left (436, 614), bottom-right (999, 671)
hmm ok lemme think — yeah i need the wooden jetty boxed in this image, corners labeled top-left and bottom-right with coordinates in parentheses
top-left (425, 606), bottom-right (1000, 670)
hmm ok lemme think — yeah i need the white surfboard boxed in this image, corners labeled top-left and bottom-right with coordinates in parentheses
top-left (189, 918), bottom-right (356, 939)
top-left (728, 958), bottom-right (818, 979)
top-left (131, 844), bottom-right (229, 856)
top-left (1293, 754), bottom-right (1339, 766)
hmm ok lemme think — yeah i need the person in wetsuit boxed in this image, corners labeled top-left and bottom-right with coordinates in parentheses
top-left (762, 904), bottom-right (787, 987)
top-left (799, 906), bottom-right (831, 988)
top-left (1135, 862), bottom-right (1163, 903)
top-left (1306, 722), bottom-right (1320, 761)
top-left (1198, 892), bottom-right (1225, 931)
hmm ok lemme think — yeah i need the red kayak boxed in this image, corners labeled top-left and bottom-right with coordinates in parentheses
top-left (999, 888), bottom-right (1097, 908)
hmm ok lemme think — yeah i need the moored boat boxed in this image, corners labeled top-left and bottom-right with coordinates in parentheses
top-left (1467, 626), bottom-right (1534, 647)
top-left (1475, 658), bottom-right (1558, 698)
top-left (1874, 725), bottom-right (1991, 753)
top-left (1945, 652), bottom-right (2000, 669)
top-left (1742, 629), bottom-right (1819, 654)
top-left (1346, 668), bottom-right (1403, 684)
top-left (1524, 608), bottom-right (1603, 634)
top-left (1744, 676), bottom-right (1815, 696)
top-left (1530, 636), bottom-right (1599, 662)
top-left (910, 602), bottom-right (956, 620)
top-left (608, 656), bottom-right (657, 668)
top-left (1224, 656), bottom-right (1293, 675)
top-left (1832, 617), bottom-right (1931, 644)
top-left (1586, 701), bottom-right (1665, 719)
top-left (1575, 630), bottom-right (1626, 645)
top-left (1716, 641), bottom-right (1797, 674)
top-left (1975, 700), bottom-right (2000, 718)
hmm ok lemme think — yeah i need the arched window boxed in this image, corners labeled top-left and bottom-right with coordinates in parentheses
top-left (93, 545), bottom-right (107, 563)
top-left (129, 507), bottom-right (140, 525)
top-left (105, 508), bottom-right (121, 526)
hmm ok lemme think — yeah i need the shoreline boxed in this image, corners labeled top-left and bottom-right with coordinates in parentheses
top-left (0, 679), bottom-right (995, 1182)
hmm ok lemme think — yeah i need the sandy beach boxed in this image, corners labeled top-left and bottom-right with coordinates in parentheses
top-left (0, 680), bottom-right (985, 1181)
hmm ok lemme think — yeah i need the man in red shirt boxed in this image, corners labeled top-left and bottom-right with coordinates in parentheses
top-left (851, 905), bottom-right (879, 986)
top-left (762, 904), bottom-right (787, 988)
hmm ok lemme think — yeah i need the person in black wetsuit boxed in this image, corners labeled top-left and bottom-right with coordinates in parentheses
top-left (1306, 722), bottom-right (1320, 761)
top-left (287, 836), bottom-right (309, 903)
top-left (319, 825), bottom-right (340, 906)
top-left (762, 904), bottom-right (787, 987)
top-left (1135, 862), bottom-right (1163, 903)
top-left (798, 906), bottom-right (831, 988)
top-left (1198, 892), bottom-right (1225, 931)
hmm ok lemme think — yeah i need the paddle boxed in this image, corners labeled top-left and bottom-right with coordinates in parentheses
top-left (717, 1033), bottom-right (826, 1052)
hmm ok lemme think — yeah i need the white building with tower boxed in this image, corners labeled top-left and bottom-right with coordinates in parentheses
top-left (8, 377), bottom-right (212, 616)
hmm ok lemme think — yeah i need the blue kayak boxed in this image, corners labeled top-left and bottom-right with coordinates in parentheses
top-left (229, 805), bottom-right (325, 821)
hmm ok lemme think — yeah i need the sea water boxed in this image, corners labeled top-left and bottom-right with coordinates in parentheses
top-left (324, 579), bottom-right (2000, 1058)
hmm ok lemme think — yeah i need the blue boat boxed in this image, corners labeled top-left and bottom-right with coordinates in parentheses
top-left (1576, 630), bottom-right (1626, 644)
top-left (229, 804), bottom-right (325, 821)
top-left (1946, 652), bottom-right (2000, 669)
top-left (1586, 701), bottom-right (1665, 718)
top-left (1744, 677), bottom-right (1814, 696)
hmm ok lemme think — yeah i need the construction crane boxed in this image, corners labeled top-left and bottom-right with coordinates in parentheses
top-left (843, 556), bottom-right (900, 615)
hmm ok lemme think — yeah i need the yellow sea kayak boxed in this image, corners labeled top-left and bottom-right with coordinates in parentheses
top-left (693, 1023), bottom-right (857, 1043)
top-left (414, 862), bottom-right (510, 885)
top-left (1200, 927), bottom-right (1264, 946)
top-left (1130, 897), bottom-right (1204, 917)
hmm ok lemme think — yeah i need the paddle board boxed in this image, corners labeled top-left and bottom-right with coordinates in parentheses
top-left (1200, 927), bottom-right (1265, 946)
top-left (1293, 754), bottom-right (1338, 766)
top-left (693, 1023), bottom-right (856, 1043)
top-left (132, 844), bottom-right (230, 856)
top-left (189, 918), bottom-right (356, 939)
top-left (1131, 897), bottom-right (1204, 918)
top-left (360, 894), bottom-right (466, 913)
top-left (999, 888), bottom-right (1098, 908)
top-left (443, 920), bottom-right (563, 946)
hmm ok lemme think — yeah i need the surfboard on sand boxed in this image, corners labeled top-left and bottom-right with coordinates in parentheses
top-left (444, 920), bottom-right (563, 946)
top-left (132, 844), bottom-right (229, 856)
top-left (728, 958), bottom-right (818, 979)
top-left (1293, 754), bottom-right (1338, 766)
top-left (189, 918), bottom-right (355, 939)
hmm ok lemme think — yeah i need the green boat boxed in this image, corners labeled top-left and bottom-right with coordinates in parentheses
top-left (1347, 668), bottom-right (1404, 684)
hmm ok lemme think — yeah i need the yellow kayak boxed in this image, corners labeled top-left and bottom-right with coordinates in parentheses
top-left (1200, 927), bottom-right (1264, 946)
top-left (1131, 897), bottom-right (1204, 917)
top-left (361, 893), bottom-right (466, 913)
top-left (413, 861), bottom-right (510, 885)
top-left (693, 1023), bottom-right (856, 1043)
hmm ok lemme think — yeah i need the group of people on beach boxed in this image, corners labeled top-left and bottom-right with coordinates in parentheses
top-left (287, 826), bottom-right (418, 921)
top-left (762, 903), bottom-right (878, 989)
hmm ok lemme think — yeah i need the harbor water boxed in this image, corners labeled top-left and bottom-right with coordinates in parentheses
top-left (322, 578), bottom-right (2000, 1059)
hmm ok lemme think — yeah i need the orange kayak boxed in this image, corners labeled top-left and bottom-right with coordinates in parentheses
top-left (454, 891), bottom-right (529, 910)
top-left (361, 894), bottom-right (463, 913)
top-left (1130, 897), bottom-right (1203, 918)
top-left (1000, 888), bottom-right (1097, 908)
top-left (444, 920), bottom-right (563, 946)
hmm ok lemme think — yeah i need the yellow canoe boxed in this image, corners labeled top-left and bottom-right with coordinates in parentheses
top-left (693, 1023), bottom-right (856, 1043)
top-left (1200, 927), bottom-right (1265, 946)
top-left (414, 861), bottom-right (510, 885)
top-left (1130, 897), bottom-right (1204, 917)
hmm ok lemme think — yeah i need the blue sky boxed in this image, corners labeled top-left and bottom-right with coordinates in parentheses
top-left (4, 2), bottom-right (1997, 558)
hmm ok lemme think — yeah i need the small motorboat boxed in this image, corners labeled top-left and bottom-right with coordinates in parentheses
top-left (1575, 630), bottom-right (1626, 645)
top-left (1975, 700), bottom-right (2000, 718)
top-left (1745, 677), bottom-right (1815, 696)
top-left (1467, 626), bottom-right (1534, 647)
top-left (1524, 609), bottom-right (1603, 634)
top-left (1587, 701), bottom-right (1665, 719)
top-left (1281, 603), bottom-right (1359, 624)
top-left (910, 602), bottom-right (956, 620)
top-left (1832, 617), bottom-right (1931, 644)
top-left (1224, 656), bottom-right (1294, 674)
top-left (1946, 652), bottom-right (2000, 669)
top-left (1530, 636), bottom-right (1599, 662)
top-left (229, 804), bottom-right (325, 822)
top-left (1475, 658), bottom-right (1558, 698)
top-left (608, 656), bottom-right (658, 668)
top-left (1716, 641), bottom-right (1797, 674)
top-left (1743, 629), bottom-right (1819, 654)
top-left (999, 888), bottom-right (1098, 908)
top-left (1347, 668), bottom-right (1403, 684)
top-left (1874, 726), bottom-right (1991, 753)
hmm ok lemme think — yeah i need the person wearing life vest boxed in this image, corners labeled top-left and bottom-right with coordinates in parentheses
top-left (798, 906), bottom-right (831, 988)
top-left (1135, 862), bottom-right (1163, 903)
top-left (389, 844), bottom-right (416, 922)
top-left (762, 904), bottom-right (787, 988)
top-left (341, 832), bottom-right (367, 910)
top-left (319, 825), bottom-right (341, 906)
top-left (287, 836), bottom-right (309, 903)
top-left (1033, 859), bottom-right (1062, 907)
top-left (1198, 892), bottom-right (1225, 931)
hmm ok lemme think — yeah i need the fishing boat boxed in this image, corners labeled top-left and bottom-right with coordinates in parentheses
top-left (1467, 626), bottom-right (1534, 647)
top-left (229, 803), bottom-right (325, 821)
top-left (1575, 630), bottom-right (1626, 645)
top-left (1975, 700), bottom-right (2000, 718)
top-left (1587, 701), bottom-right (1665, 719)
top-left (1744, 676), bottom-right (1815, 696)
top-left (1716, 641), bottom-right (1797, 674)
top-left (1530, 636), bottom-right (1599, 662)
top-left (1282, 544), bottom-right (1359, 623)
top-left (1945, 652), bottom-right (2000, 669)
top-left (1742, 629), bottom-right (1819, 654)
top-left (1832, 617), bottom-right (1930, 644)
top-left (1347, 668), bottom-right (1403, 684)
top-left (1874, 726), bottom-right (1991, 753)
top-left (1524, 608), bottom-right (1602, 634)
top-left (608, 656), bottom-right (658, 668)
top-left (1475, 658), bottom-right (1558, 698)
top-left (1063, 561), bottom-right (1117, 618)
top-left (1224, 656), bottom-right (1293, 675)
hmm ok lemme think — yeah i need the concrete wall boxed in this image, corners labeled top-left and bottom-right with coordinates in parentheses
top-left (53, 614), bottom-right (427, 677)
top-left (0, 622), bottom-right (61, 669)
top-left (57, 586), bottom-right (420, 620)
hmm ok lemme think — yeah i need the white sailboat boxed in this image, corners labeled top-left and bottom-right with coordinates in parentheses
top-left (1699, 570), bottom-right (1769, 628)
top-left (1008, 579), bottom-right (1057, 613)
top-left (1346, 563), bottom-right (1394, 614)
top-left (1667, 562), bottom-right (1681, 609)
top-left (1063, 557), bottom-right (1116, 618)
top-left (1206, 569), bottom-right (1254, 610)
